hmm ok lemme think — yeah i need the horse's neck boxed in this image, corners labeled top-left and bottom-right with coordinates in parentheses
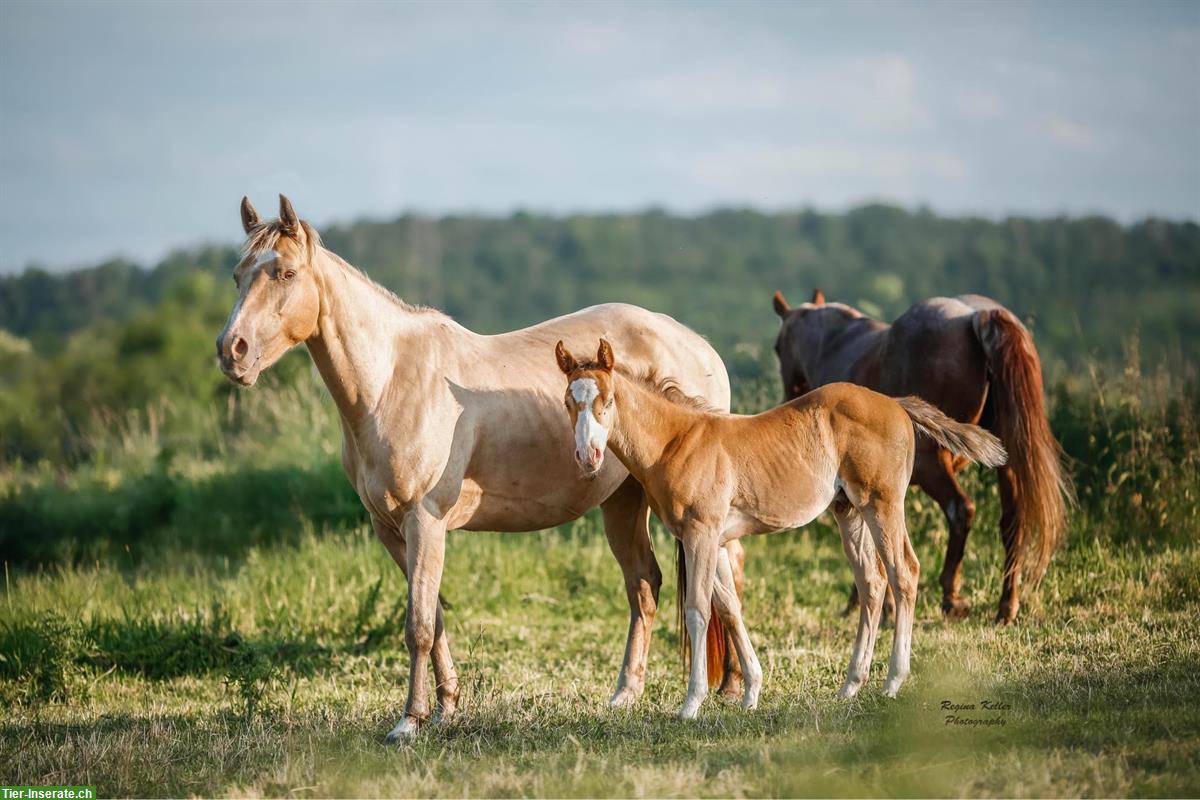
top-left (305, 250), bottom-right (439, 425)
top-left (609, 372), bottom-right (702, 479)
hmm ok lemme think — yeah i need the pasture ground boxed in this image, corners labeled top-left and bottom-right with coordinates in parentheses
top-left (2, 371), bottom-right (1198, 797)
top-left (2, 507), bottom-right (1199, 797)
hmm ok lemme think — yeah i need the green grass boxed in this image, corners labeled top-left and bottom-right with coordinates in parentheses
top-left (2, 368), bottom-right (1198, 797)
top-left (1, 510), bottom-right (1198, 797)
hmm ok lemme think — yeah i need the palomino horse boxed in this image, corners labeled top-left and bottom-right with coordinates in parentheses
top-left (215, 195), bottom-right (745, 741)
top-left (772, 289), bottom-right (1071, 623)
top-left (554, 339), bottom-right (1006, 717)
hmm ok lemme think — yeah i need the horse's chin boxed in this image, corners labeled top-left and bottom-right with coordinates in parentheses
top-left (578, 465), bottom-right (603, 481)
top-left (224, 359), bottom-right (263, 387)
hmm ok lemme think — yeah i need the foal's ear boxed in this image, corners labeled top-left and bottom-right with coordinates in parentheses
top-left (811, 288), bottom-right (826, 306)
top-left (240, 196), bottom-right (261, 234)
top-left (279, 194), bottom-right (300, 236)
top-left (772, 290), bottom-right (791, 318)
top-left (596, 339), bottom-right (615, 372)
top-left (555, 341), bottom-right (578, 375)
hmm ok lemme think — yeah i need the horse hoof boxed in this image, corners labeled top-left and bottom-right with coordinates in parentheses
top-left (994, 609), bottom-right (1018, 626)
top-left (837, 682), bottom-right (861, 700)
top-left (942, 597), bottom-right (971, 621)
top-left (609, 688), bottom-right (638, 708)
top-left (385, 717), bottom-right (420, 744)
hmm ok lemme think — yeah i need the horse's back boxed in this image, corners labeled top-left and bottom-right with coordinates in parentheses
top-left (514, 303), bottom-right (731, 410)
top-left (880, 296), bottom-right (997, 422)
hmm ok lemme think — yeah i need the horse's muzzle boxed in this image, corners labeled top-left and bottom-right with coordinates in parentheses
top-left (216, 332), bottom-right (260, 386)
top-left (575, 446), bottom-right (604, 476)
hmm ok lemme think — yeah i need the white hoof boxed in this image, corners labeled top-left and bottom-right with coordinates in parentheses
top-left (385, 717), bottom-right (419, 743)
top-left (882, 678), bottom-right (904, 698)
top-left (837, 681), bottom-right (863, 700)
top-left (609, 687), bottom-right (639, 708)
top-left (676, 697), bottom-right (703, 720)
top-left (742, 668), bottom-right (762, 710)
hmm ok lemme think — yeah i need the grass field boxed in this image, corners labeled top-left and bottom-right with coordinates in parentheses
top-left (2, 371), bottom-right (1199, 797)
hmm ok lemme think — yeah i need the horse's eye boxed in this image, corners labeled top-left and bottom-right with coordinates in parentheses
top-left (282, 269), bottom-right (296, 281)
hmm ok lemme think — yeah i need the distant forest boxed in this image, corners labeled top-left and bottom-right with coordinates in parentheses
top-left (2, 204), bottom-right (1198, 461)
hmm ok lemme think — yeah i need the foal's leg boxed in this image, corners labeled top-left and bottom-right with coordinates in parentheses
top-left (600, 476), bottom-right (662, 707)
top-left (861, 498), bottom-right (920, 698)
top-left (371, 515), bottom-right (459, 729)
top-left (717, 539), bottom-right (747, 700)
top-left (386, 507), bottom-right (450, 743)
top-left (678, 527), bottom-right (721, 720)
top-left (832, 497), bottom-right (887, 699)
top-left (711, 545), bottom-right (763, 710)
top-left (995, 465), bottom-right (1023, 625)
top-left (915, 449), bottom-right (976, 620)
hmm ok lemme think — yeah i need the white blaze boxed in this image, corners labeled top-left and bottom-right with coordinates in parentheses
top-left (251, 249), bottom-right (279, 273)
top-left (569, 378), bottom-right (608, 466)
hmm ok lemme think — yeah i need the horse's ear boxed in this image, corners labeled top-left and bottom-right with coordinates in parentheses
top-left (596, 339), bottom-right (615, 372)
top-left (279, 194), bottom-right (300, 236)
top-left (555, 341), bottom-right (577, 375)
top-left (240, 196), bottom-right (261, 234)
top-left (772, 290), bottom-right (791, 318)
top-left (811, 288), bottom-right (826, 306)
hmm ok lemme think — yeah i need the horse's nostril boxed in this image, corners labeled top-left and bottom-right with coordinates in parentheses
top-left (233, 336), bottom-right (249, 361)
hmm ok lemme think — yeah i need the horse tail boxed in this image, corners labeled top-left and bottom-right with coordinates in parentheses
top-left (969, 308), bottom-right (1072, 585)
top-left (676, 539), bottom-right (726, 688)
top-left (896, 395), bottom-right (1008, 469)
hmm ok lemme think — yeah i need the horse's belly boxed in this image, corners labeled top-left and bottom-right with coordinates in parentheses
top-left (450, 466), bottom-right (627, 532)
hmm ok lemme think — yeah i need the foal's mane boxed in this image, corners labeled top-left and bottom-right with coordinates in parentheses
top-left (243, 219), bottom-right (437, 315)
top-left (617, 366), bottom-right (723, 414)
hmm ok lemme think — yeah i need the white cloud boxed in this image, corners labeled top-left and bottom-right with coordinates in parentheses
top-left (600, 53), bottom-right (930, 132)
top-left (1044, 114), bottom-right (1107, 155)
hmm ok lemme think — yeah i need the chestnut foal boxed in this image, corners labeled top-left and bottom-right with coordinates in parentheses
top-left (554, 339), bottom-right (1007, 718)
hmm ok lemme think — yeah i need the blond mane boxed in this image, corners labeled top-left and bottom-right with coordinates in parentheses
top-left (243, 219), bottom-right (437, 316)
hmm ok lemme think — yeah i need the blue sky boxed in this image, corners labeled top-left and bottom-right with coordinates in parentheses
top-left (1, 0), bottom-right (1197, 271)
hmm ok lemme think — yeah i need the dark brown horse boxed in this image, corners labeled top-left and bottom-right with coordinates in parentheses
top-left (771, 289), bottom-right (1071, 623)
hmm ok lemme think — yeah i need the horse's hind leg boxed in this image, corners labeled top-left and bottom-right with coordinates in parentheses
top-left (843, 564), bottom-right (896, 625)
top-left (995, 465), bottom-right (1023, 625)
top-left (861, 497), bottom-right (921, 698)
top-left (371, 514), bottom-right (459, 733)
top-left (600, 476), bottom-right (662, 707)
top-left (712, 544), bottom-right (762, 710)
top-left (915, 449), bottom-right (976, 620)
top-left (832, 495), bottom-right (886, 699)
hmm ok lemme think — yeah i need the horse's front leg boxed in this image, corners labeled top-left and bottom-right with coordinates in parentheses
top-left (370, 515), bottom-right (459, 731)
top-left (716, 538), bottom-right (746, 701)
top-left (712, 543), bottom-right (762, 710)
top-left (386, 507), bottom-right (449, 743)
top-left (678, 525), bottom-right (721, 720)
top-left (600, 477), bottom-right (661, 708)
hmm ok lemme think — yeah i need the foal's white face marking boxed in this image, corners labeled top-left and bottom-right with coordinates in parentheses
top-left (569, 377), bottom-right (609, 473)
